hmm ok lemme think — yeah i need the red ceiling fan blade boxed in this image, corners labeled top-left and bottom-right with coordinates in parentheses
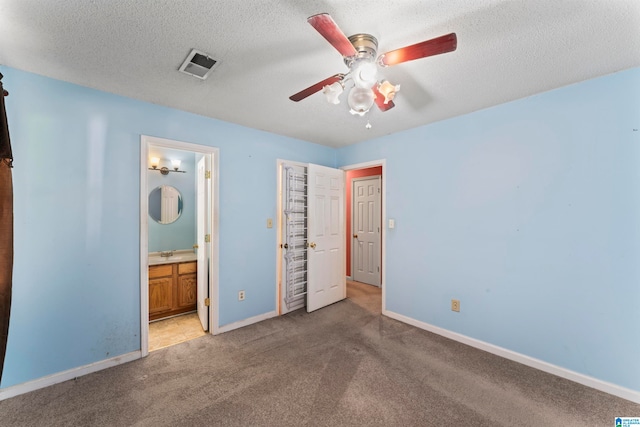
top-left (289, 74), bottom-right (345, 102)
top-left (372, 85), bottom-right (395, 112)
top-left (307, 13), bottom-right (357, 58)
top-left (379, 33), bottom-right (457, 67)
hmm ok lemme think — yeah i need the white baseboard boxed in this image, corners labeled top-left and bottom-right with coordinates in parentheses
top-left (216, 310), bottom-right (277, 334)
top-left (383, 309), bottom-right (640, 404)
top-left (346, 276), bottom-right (353, 281)
top-left (0, 350), bottom-right (141, 401)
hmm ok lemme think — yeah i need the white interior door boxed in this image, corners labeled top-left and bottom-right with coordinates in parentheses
top-left (196, 156), bottom-right (209, 331)
top-left (353, 176), bottom-right (381, 286)
top-left (307, 164), bottom-right (345, 312)
top-left (161, 185), bottom-right (179, 223)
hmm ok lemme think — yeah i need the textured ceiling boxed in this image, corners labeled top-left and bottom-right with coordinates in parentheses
top-left (1, 0), bottom-right (639, 148)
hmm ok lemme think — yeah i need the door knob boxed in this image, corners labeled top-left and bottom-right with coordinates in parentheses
top-left (309, 242), bottom-right (316, 249)
top-left (283, 243), bottom-right (289, 249)
top-left (353, 234), bottom-right (358, 238)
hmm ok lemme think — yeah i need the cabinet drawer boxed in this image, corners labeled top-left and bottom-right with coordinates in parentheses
top-left (178, 262), bottom-right (197, 275)
top-left (149, 264), bottom-right (173, 279)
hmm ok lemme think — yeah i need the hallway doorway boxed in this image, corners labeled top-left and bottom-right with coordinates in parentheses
top-left (351, 175), bottom-right (381, 286)
top-left (342, 160), bottom-right (386, 310)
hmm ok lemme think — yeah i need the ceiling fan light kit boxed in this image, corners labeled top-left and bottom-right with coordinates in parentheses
top-left (378, 80), bottom-right (400, 104)
top-left (348, 86), bottom-right (375, 116)
top-left (323, 81), bottom-right (344, 104)
top-left (290, 13), bottom-right (457, 122)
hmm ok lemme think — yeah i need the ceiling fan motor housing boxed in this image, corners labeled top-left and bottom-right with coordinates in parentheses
top-left (345, 33), bottom-right (378, 66)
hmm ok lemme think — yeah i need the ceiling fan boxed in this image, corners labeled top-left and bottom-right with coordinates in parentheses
top-left (289, 13), bottom-right (457, 119)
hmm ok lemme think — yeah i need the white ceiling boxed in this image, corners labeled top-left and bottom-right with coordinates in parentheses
top-left (1, 1), bottom-right (639, 148)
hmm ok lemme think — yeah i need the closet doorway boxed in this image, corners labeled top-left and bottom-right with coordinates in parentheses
top-left (275, 159), bottom-right (386, 316)
top-left (276, 160), bottom-right (347, 316)
top-left (140, 135), bottom-right (219, 356)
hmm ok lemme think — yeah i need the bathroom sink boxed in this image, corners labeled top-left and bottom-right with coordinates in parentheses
top-left (165, 255), bottom-right (189, 262)
top-left (148, 252), bottom-right (197, 265)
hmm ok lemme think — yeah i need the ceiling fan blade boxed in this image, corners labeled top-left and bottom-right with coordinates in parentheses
top-left (289, 74), bottom-right (345, 102)
top-left (372, 85), bottom-right (395, 112)
top-left (307, 13), bottom-right (357, 58)
top-left (379, 33), bottom-right (457, 67)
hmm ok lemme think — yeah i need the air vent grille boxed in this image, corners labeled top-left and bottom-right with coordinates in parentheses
top-left (179, 49), bottom-right (219, 80)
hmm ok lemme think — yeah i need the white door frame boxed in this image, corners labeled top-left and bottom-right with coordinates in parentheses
top-left (341, 160), bottom-right (386, 313)
top-left (140, 135), bottom-right (220, 357)
top-left (351, 175), bottom-right (381, 287)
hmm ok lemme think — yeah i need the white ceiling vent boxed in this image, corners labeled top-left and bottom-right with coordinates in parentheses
top-left (179, 49), bottom-right (219, 80)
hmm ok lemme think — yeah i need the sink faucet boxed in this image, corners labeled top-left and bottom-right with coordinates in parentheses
top-left (160, 251), bottom-right (174, 258)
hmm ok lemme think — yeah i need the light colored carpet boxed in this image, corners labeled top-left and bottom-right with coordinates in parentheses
top-left (0, 281), bottom-right (638, 426)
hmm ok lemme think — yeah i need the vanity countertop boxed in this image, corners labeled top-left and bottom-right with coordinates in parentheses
top-left (148, 250), bottom-right (197, 266)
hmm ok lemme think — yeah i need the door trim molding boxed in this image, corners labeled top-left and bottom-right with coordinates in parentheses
top-left (340, 159), bottom-right (386, 312)
top-left (140, 135), bottom-right (220, 356)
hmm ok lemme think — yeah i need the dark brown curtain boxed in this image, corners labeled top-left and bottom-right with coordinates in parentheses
top-left (0, 72), bottom-right (13, 383)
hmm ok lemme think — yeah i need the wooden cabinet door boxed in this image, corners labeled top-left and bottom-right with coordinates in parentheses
top-left (177, 273), bottom-right (197, 309)
top-left (149, 277), bottom-right (173, 315)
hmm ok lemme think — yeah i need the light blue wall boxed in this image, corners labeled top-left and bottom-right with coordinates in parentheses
top-left (0, 67), bottom-right (335, 388)
top-left (148, 155), bottom-right (196, 252)
top-left (2, 64), bottom-right (638, 394)
top-left (338, 67), bottom-right (640, 392)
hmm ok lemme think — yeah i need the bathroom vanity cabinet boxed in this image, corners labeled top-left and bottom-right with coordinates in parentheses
top-left (149, 261), bottom-right (197, 321)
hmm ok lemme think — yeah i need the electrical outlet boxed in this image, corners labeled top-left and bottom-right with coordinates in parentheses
top-left (266, 218), bottom-right (273, 228)
top-left (238, 290), bottom-right (245, 301)
top-left (451, 299), bottom-right (460, 312)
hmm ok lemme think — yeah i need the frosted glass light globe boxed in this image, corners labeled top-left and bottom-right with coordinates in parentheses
top-left (347, 87), bottom-right (375, 116)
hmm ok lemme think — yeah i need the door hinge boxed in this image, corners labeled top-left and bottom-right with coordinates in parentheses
top-left (205, 170), bottom-right (211, 179)
top-left (377, 267), bottom-right (380, 272)
top-left (204, 234), bottom-right (211, 243)
top-left (378, 188), bottom-right (381, 193)
top-left (205, 298), bottom-right (210, 307)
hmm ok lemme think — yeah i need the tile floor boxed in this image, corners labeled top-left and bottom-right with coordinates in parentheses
top-left (148, 312), bottom-right (206, 352)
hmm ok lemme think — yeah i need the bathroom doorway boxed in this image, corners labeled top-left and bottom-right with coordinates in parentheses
top-left (140, 135), bottom-right (219, 356)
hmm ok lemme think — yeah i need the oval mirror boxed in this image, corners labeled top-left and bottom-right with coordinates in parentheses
top-left (149, 185), bottom-right (183, 224)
